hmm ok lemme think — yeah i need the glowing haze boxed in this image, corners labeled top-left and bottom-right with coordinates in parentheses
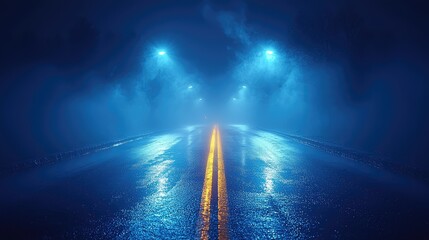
top-left (0, 0), bottom-right (429, 171)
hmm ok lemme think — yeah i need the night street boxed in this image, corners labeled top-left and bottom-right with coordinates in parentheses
top-left (2, 125), bottom-right (428, 239)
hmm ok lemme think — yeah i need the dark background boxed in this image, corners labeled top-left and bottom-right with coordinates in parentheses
top-left (1, 0), bottom-right (428, 171)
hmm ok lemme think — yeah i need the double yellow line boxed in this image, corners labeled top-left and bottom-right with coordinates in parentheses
top-left (200, 126), bottom-right (228, 239)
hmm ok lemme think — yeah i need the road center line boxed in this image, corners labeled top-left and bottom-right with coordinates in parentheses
top-left (200, 127), bottom-right (216, 239)
top-left (217, 127), bottom-right (228, 239)
top-left (200, 126), bottom-right (229, 239)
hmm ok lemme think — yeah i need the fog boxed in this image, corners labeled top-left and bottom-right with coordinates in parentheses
top-left (1, 0), bottom-right (428, 171)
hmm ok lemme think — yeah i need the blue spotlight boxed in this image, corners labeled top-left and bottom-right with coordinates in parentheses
top-left (265, 50), bottom-right (275, 60)
top-left (158, 51), bottom-right (166, 56)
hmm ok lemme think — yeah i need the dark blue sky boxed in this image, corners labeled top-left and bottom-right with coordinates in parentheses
top-left (1, 0), bottom-right (428, 170)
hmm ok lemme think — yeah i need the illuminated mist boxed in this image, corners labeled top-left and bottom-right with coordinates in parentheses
top-left (1, 0), bottom-right (429, 172)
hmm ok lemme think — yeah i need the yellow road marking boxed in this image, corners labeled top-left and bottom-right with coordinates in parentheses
top-left (200, 128), bottom-right (216, 239)
top-left (217, 127), bottom-right (228, 239)
top-left (200, 126), bottom-right (229, 239)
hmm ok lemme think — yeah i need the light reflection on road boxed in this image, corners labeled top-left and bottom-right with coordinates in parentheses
top-left (2, 125), bottom-right (428, 239)
top-left (241, 133), bottom-right (247, 167)
top-left (249, 130), bottom-right (298, 195)
top-left (113, 131), bottom-right (192, 238)
top-left (132, 134), bottom-right (181, 167)
top-left (227, 125), bottom-right (311, 239)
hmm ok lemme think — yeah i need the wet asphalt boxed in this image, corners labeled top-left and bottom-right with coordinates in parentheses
top-left (1, 125), bottom-right (428, 239)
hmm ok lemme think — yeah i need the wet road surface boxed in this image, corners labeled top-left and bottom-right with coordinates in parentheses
top-left (1, 125), bottom-right (429, 239)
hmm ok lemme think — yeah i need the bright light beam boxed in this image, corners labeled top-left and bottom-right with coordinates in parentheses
top-left (265, 50), bottom-right (275, 60)
top-left (158, 51), bottom-right (166, 56)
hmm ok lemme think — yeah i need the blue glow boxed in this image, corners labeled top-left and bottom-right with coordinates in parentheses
top-left (232, 97), bottom-right (237, 101)
top-left (265, 50), bottom-right (275, 60)
top-left (242, 85), bottom-right (247, 89)
top-left (188, 85), bottom-right (193, 89)
top-left (185, 125), bottom-right (197, 132)
top-left (133, 134), bottom-right (181, 166)
top-left (158, 51), bottom-right (166, 56)
top-left (230, 124), bottom-right (249, 131)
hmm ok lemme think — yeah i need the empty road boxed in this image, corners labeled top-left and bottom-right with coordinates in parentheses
top-left (1, 125), bottom-right (429, 239)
